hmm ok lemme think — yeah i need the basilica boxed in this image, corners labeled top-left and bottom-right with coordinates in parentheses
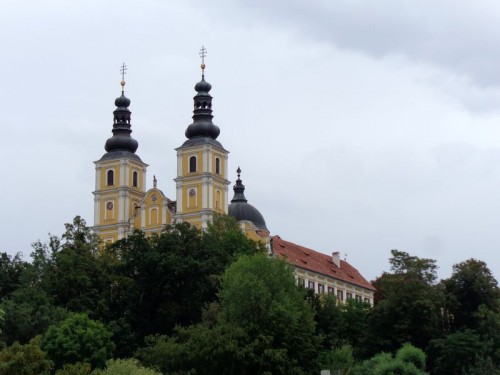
top-left (92, 55), bottom-right (375, 304)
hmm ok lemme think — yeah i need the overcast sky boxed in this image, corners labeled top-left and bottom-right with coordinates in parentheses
top-left (1, 0), bottom-right (499, 282)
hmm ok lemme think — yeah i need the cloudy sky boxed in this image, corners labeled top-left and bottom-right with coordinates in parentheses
top-left (1, 0), bottom-right (499, 282)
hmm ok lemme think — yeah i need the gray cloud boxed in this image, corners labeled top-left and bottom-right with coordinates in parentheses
top-left (222, 0), bottom-right (500, 111)
top-left (1, 0), bottom-right (499, 282)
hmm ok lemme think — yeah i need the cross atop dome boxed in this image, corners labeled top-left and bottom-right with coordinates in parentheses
top-left (120, 62), bottom-right (127, 92)
top-left (199, 46), bottom-right (207, 75)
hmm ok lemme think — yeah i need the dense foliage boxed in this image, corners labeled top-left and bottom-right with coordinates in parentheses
top-left (0, 215), bottom-right (498, 374)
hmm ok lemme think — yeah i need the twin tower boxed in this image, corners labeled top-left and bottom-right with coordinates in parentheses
top-left (92, 60), bottom-right (269, 245)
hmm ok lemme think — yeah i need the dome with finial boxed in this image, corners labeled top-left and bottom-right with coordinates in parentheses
top-left (228, 168), bottom-right (268, 231)
top-left (194, 76), bottom-right (212, 93)
top-left (114, 81), bottom-right (131, 108)
top-left (183, 46), bottom-right (222, 144)
top-left (100, 65), bottom-right (142, 162)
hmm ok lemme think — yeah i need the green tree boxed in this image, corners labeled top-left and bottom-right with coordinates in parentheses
top-left (0, 336), bottom-right (52, 375)
top-left (429, 329), bottom-right (491, 375)
top-left (217, 254), bottom-right (319, 374)
top-left (106, 216), bottom-right (262, 356)
top-left (98, 358), bottom-right (160, 375)
top-left (41, 313), bottom-right (114, 370)
top-left (474, 305), bottom-right (500, 366)
top-left (0, 308), bottom-right (4, 335)
top-left (0, 234), bottom-right (68, 345)
top-left (0, 287), bottom-right (67, 345)
top-left (137, 254), bottom-right (320, 375)
top-left (466, 356), bottom-right (500, 375)
top-left (366, 251), bottom-right (443, 354)
top-left (396, 343), bottom-right (426, 371)
top-left (310, 292), bottom-right (370, 356)
top-left (352, 344), bottom-right (427, 375)
top-left (389, 250), bottom-right (438, 285)
top-left (443, 258), bottom-right (499, 330)
top-left (374, 360), bottom-right (424, 375)
top-left (351, 352), bottom-right (393, 375)
top-left (318, 344), bottom-right (354, 375)
top-left (55, 362), bottom-right (92, 375)
top-left (136, 325), bottom-right (244, 375)
top-left (338, 298), bottom-right (371, 354)
top-left (313, 293), bottom-right (342, 349)
top-left (46, 217), bottom-right (108, 316)
top-left (0, 251), bottom-right (27, 298)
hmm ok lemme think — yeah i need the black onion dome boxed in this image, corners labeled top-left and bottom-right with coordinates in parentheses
top-left (104, 86), bottom-right (138, 154)
top-left (185, 75), bottom-right (220, 140)
top-left (114, 92), bottom-right (131, 108)
top-left (228, 168), bottom-right (268, 231)
top-left (194, 77), bottom-right (212, 93)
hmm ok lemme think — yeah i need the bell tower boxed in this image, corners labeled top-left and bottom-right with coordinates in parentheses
top-left (93, 64), bottom-right (148, 244)
top-left (174, 47), bottom-right (230, 228)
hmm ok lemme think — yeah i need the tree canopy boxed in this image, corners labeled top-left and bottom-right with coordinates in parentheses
top-left (41, 313), bottom-right (114, 369)
top-left (0, 216), bottom-right (499, 374)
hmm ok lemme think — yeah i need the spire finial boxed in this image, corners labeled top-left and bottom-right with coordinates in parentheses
top-left (105, 64), bottom-right (138, 155)
top-left (153, 175), bottom-right (157, 188)
top-left (230, 167), bottom-right (247, 203)
top-left (120, 62), bottom-right (127, 92)
top-left (199, 46), bottom-right (207, 76)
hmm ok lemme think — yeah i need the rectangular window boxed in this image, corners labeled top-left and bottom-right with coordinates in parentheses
top-left (308, 280), bottom-right (315, 291)
top-left (215, 158), bottom-right (221, 174)
top-left (355, 295), bottom-right (362, 302)
top-left (132, 171), bottom-right (138, 187)
top-left (337, 290), bottom-right (343, 301)
top-left (327, 286), bottom-right (334, 294)
top-left (346, 292), bottom-right (353, 300)
top-left (297, 277), bottom-right (305, 287)
top-left (106, 170), bottom-right (114, 186)
top-left (364, 298), bottom-right (370, 304)
top-left (189, 156), bottom-right (197, 173)
top-left (318, 284), bottom-right (325, 294)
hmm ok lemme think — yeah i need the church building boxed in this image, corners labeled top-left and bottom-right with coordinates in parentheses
top-left (92, 51), bottom-right (375, 304)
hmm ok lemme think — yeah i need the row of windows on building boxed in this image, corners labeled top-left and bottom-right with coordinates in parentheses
top-left (106, 170), bottom-right (139, 188)
top-left (189, 156), bottom-right (221, 174)
top-left (298, 277), bottom-right (370, 304)
top-left (104, 156), bottom-right (222, 188)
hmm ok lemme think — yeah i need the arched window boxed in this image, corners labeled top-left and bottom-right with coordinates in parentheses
top-left (189, 156), bottom-right (197, 173)
top-left (132, 171), bottom-right (138, 187)
top-left (215, 158), bottom-right (220, 174)
top-left (107, 170), bottom-right (114, 186)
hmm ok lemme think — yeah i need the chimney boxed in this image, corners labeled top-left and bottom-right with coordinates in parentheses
top-left (332, 252), bottom-right (341, 268)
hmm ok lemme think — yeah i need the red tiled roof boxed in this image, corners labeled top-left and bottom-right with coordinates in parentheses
top-left (271, 236), bottom-right (376, 291)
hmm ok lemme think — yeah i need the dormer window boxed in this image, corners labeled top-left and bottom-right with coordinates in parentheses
top-left (189, 156), bottom-right (197, 173)
top-left (107, 170), bottom-right (114, 186)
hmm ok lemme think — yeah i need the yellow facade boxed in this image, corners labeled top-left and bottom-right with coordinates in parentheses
top-left (92, 68), bottom-right (376, 304)
top-left (239, 221), bottom-right (270, 243)
top-left (93, 156), bottom-right (149, 242)
top-left (93, 72), bottom-right (251, 243)
top-left (174, 142), bottom-right (230, 229)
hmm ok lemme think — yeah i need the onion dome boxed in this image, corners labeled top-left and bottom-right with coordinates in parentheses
top-left (185, 74), bottom-right (220, 139)
top-left (104, 78), bottom-right (139, 154)
top-left (228, 168), bottom-right (268, 231)
top-left (185, 48), bottom-right (220, 140)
